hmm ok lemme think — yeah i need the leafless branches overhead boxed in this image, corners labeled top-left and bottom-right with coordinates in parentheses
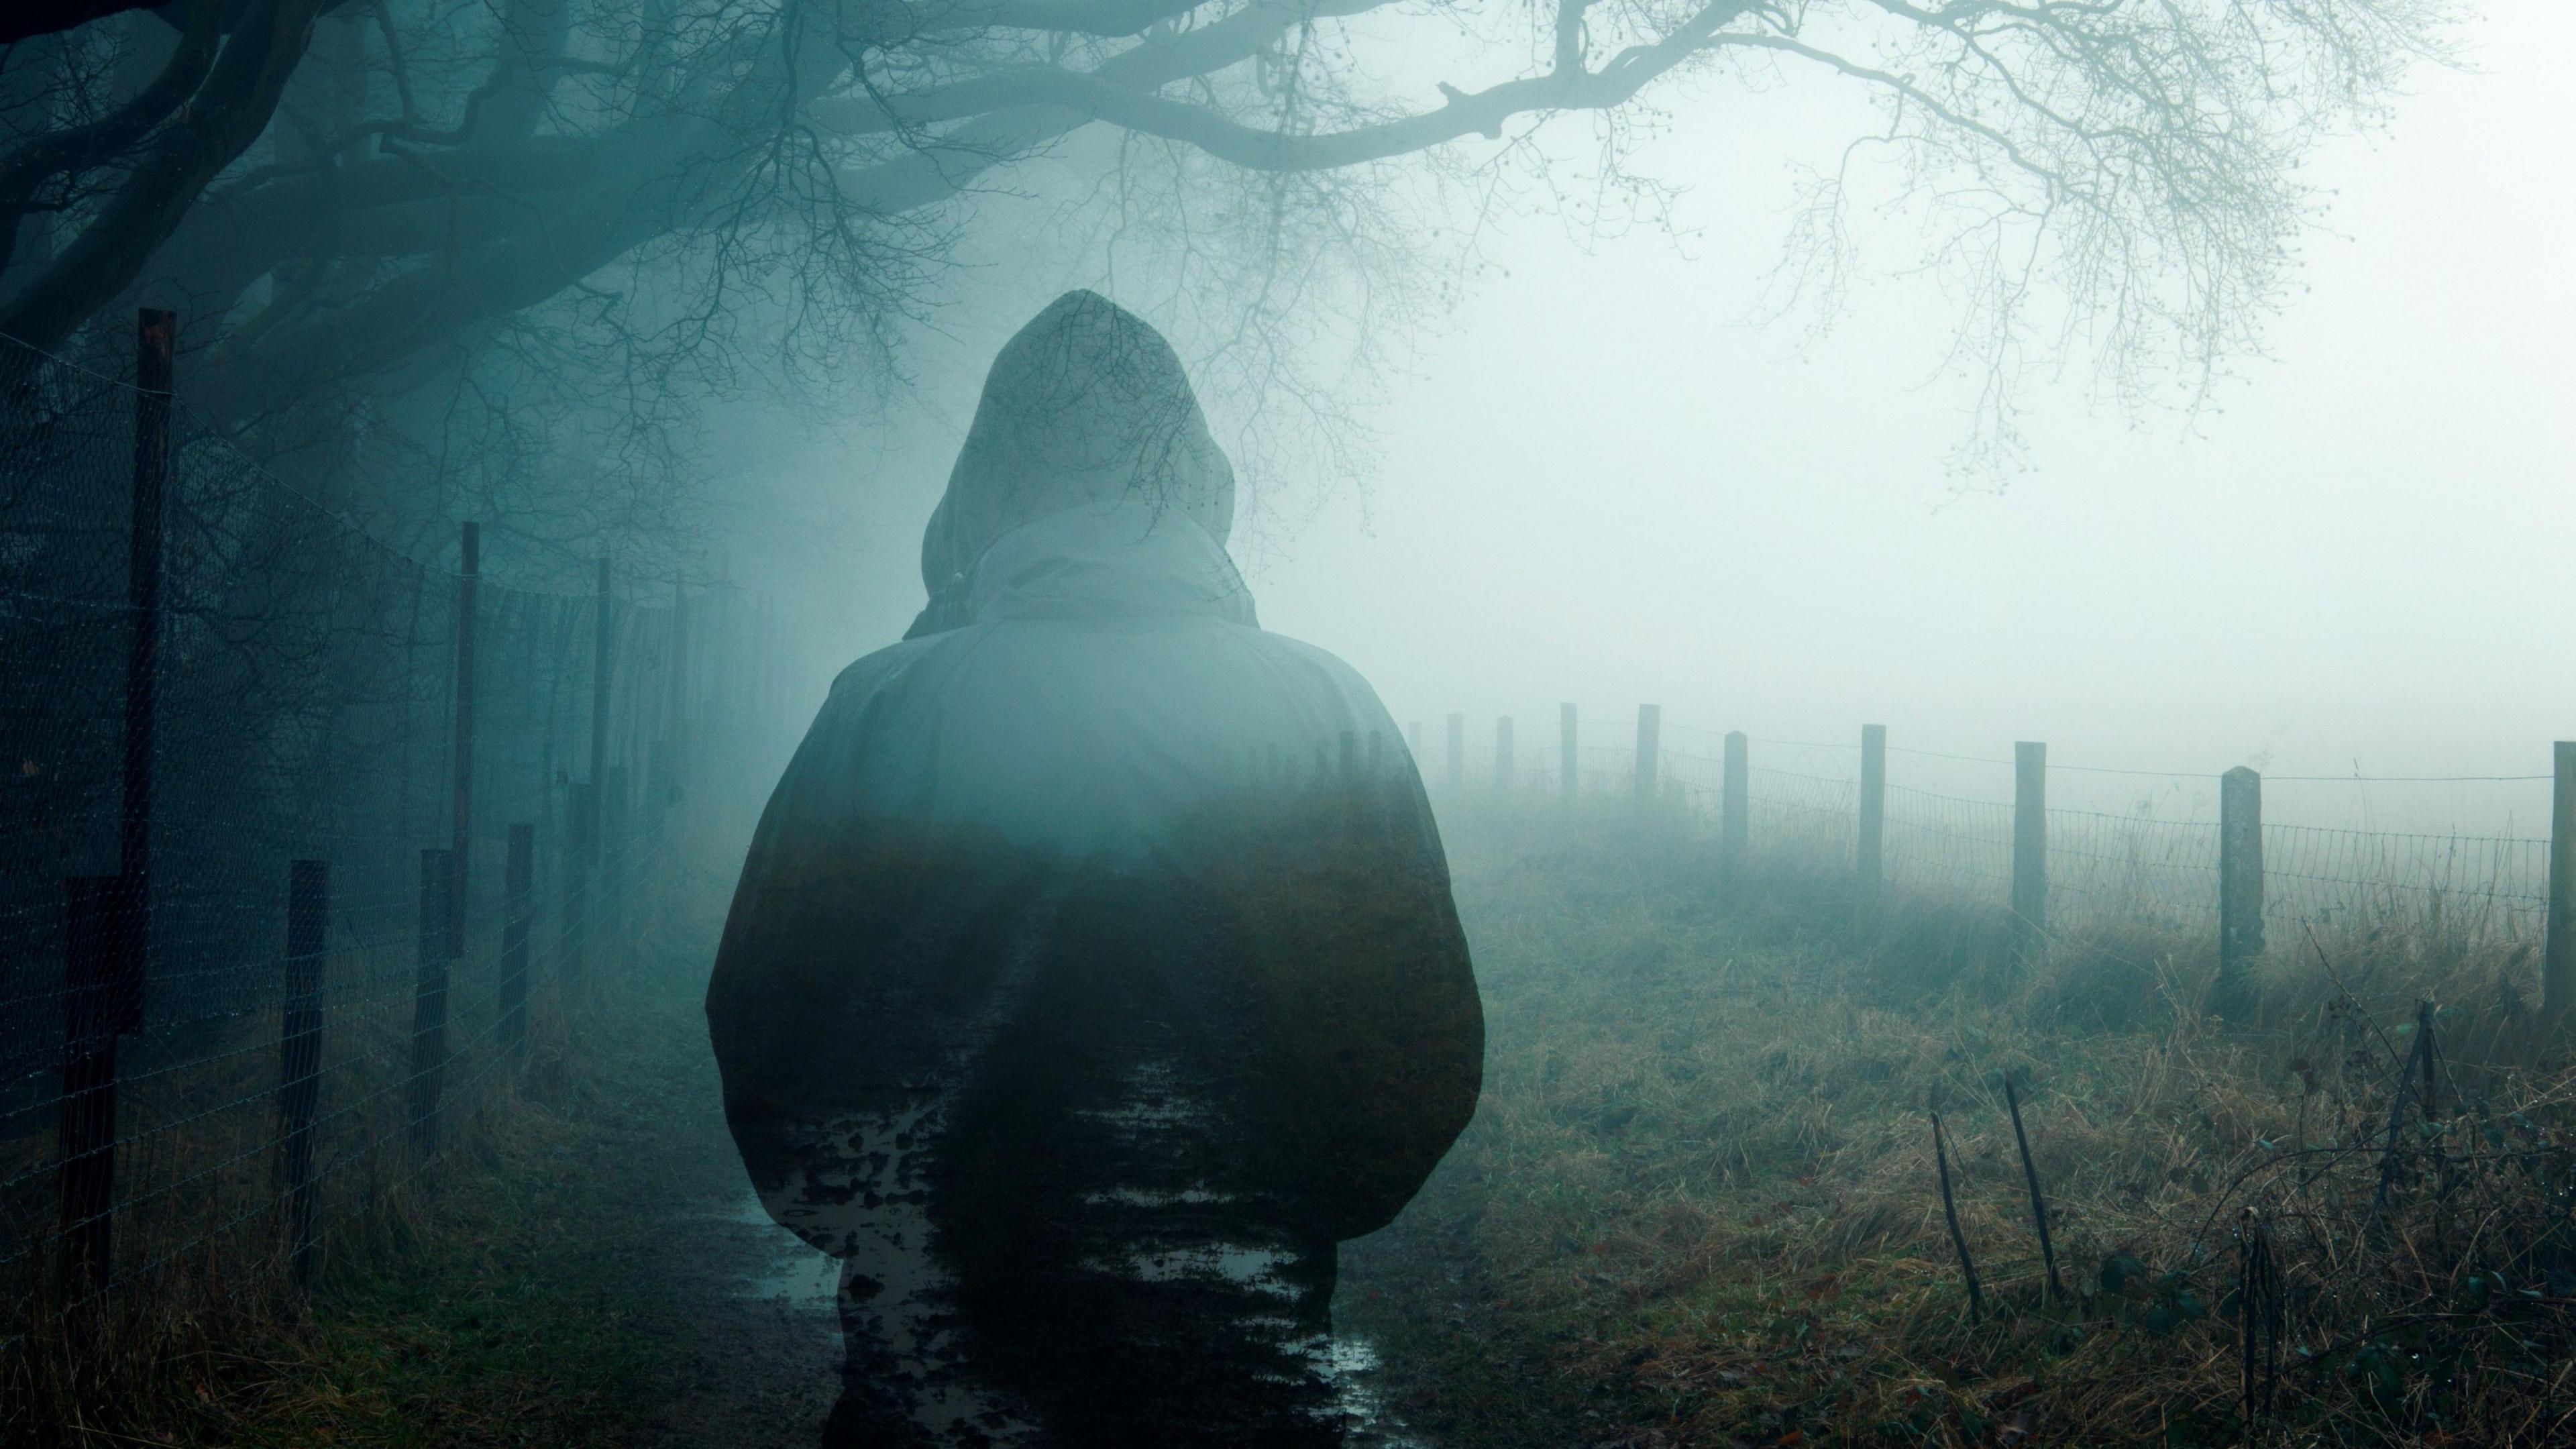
top-left (0, 0), bottom-right (2460, 470)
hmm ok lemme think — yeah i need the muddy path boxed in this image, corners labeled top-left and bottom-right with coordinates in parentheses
top-left (567, 838), bottom-right (847, 1449)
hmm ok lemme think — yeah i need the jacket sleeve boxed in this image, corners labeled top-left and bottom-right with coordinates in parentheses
top-left (1178, 762), bottom-right (1485, 1242)
top-left (704, 650), bottom-right (1054, 1220)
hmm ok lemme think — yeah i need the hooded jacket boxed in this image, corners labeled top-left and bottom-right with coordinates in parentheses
top-left (705, 292), bottom-right (1483, 1267)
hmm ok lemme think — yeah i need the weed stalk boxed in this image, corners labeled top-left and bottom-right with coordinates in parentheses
top-left (2002, 1070), bottom-right (2065, 1307)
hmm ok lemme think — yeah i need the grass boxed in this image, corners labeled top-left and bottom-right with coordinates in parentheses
top-left (18, 793), bottom-right (2576, 1447)
top-left (1, 841), bottom-right (740, 1449)
top-left (1341, 798), bottom-right (2576, 1448)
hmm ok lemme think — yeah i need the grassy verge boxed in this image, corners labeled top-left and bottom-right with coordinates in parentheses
top-left (1342, 801), bottom-right (2576, 1448)
top-left (25, 796), bottom-right (2574, 1447)
top-left (5, 852), bottom-right (751, 1449)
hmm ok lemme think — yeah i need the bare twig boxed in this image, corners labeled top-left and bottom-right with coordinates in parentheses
top-left (1931, 1110), bottom-right (1984, 1323)
top-left (2002, 1069), bottom-right (2065, 1307)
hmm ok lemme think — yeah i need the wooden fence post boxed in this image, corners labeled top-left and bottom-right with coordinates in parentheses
top-left (276, 859), bottom-right (327, 1287)
top-left (2546, 742), bottom-right (2576, 1023)
top-left (668, 583), bottom-right (688, 804)
top-left (66, 311), bottom-right (175, 1289)
top-left (123, 310), bottom-right (170, 889)
top-left (605, 764), bottom-right (630, 968)
top-left (409, 849), bottom-right (451, 1160)
top-left (589, 557), bottom-right (612, 835)
top-left (2216, 765), bottom-right (2265, 1020)
top-left (1858, 724), bottom-right (1886, 907)
top-left (2011, 741), bottom-right (2047, 968)
top-left (564, 784), bottom-right (592, 988)
top-left (499, 824), bottom-right (533, 1065)
top-left (58, 873), bottom-right (142, 1290)
top-left (1560, 703), bottom-right (1578, 802)
top-left (448, 522), bottom-right (477, 961)
top-left (1633, 705), bottom-right (1660, 809)
top-left (1722, 731), bottom-right (1748, 881)
top-left (648, 741), bottom-right (672, 833)
top-left (1445, 714), bottom-right (1464, 792)
top-left (1495, 717), bottom-right (1513, 792)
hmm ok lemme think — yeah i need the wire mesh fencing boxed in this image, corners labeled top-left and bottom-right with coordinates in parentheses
top-left (0, 324), bottom-right (785, 1313)
top-left (1415, 706), bottom-right (2567, 976)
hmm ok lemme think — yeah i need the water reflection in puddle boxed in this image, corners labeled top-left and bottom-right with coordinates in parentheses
top-left (716, 1189), bottom-right (1419, 1444)
top-left (719, 1189), bottom-right (839, 1309)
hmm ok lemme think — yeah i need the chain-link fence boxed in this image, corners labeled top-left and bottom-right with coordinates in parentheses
top-left (0, 323), bottom-right (787, 1309)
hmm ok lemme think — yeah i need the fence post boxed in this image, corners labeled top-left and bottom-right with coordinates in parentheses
top-left (500, 823), bottom-right (533, 1065)
top-left (564, 783), bottom-right (593, 988)
top-left (648, 740), bottom-right (672, 832)
top-left (1633, 705), bottom-right (1660, 809)
top-left (1495, 717), bottom-right (1513, 792)
top-left (1722, 731), bottom-right (1748, 881)
top-left (1445, 714), bottom-right (1463, 792)
top-left (448, 522), bottom-right (477, 961)
top-left (668, 582), bottom-right (688, 804)
top-left (2216, 766), bottom-right (2266, 1020)
top-left (408, 848), bottom-right (451, 1160)
top-left (276, 860), bottom-right (327, 1287)
top-left (123, 309), bottom-right (171, 889)
top-left (605, 764), bottom-right (630, 966)
top-left (2011, 741), bottom-right (2048, 968)
top-left (590, 556), bottom-right (612, 820)
top-left (1858, 724), bottom-right (1886, 907)
top-left (1560, 703), bottom-right (1577, 802)
top-left (2546, 742), bottom-right (2576, 1023)
top-left (58, 874), bottom-right (142, 1290)
top-left (75, 312), bottom-right (174, 1285)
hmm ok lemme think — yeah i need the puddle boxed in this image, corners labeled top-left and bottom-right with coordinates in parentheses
top-left (1322, 1334), bottom-right (1428, 1448)
top-left (716, 1189), bottom-right (839, 1308)
top-left (709, 1189), bottom-right (1422, 1444)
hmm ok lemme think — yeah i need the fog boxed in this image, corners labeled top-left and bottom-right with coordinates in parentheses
top-left (13, 2), bottom-right (2575, 1439)
top-left (713, 5), bottom-right (2569, 839)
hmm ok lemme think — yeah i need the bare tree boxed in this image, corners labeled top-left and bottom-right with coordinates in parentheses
top-left (0, 0), bottom-right (2459, 467)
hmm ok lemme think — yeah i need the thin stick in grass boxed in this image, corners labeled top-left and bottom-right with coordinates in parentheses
top-left (2002, 1070), bottom-right (2065, 1307)
top-left (2238, 1205), bottom-right (2282, 1430)
top-left (1931, 1110), bottom-right (1984, 1322)
top-left (2367, 1006), bottom-right (2432, 1231)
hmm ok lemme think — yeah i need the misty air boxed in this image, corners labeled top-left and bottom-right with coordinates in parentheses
top-left (1, 1), bottom-right (2567, 1446)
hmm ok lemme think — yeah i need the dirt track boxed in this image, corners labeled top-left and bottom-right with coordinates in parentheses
top-left (575, 834), bottom-right (846, 1449)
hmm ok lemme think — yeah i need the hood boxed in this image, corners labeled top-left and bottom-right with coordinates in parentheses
top-left (908, 290), bottom-right (1235, 638)
top-left (958, 499), bottom-right (1256, 630)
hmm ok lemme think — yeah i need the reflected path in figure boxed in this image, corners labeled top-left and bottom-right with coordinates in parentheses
top-left (706, 291), bottom-right (1483, 1447)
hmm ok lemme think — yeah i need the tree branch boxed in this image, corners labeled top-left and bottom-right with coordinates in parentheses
top-left (1, 0), bottom-right (168, 46)
top-left (0, 0), bottom-right (221, 272)
top-left (814, 0), bottom-right (1754, 173)
top-left (0, 0), bottom-right (335, 355)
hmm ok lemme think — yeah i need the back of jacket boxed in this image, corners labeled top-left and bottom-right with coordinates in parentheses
top-left (706, 294), bottom-right (1481, 1266)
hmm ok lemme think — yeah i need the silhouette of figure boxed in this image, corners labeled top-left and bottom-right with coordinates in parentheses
top-left (707, 291), bottom-right (1483, 1447)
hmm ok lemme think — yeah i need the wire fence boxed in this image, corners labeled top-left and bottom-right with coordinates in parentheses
top-left (0, 326), bottom-right (791, 1312)
top-left (1421, 710), bottom-right (2561, 957)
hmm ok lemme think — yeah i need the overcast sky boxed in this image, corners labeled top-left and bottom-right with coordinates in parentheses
top-left (735, 3), bottom-right (2568, 836)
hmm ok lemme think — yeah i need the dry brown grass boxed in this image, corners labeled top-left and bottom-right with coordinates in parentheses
top-left (1342, 799), bottom-right (2576, 1448)
top-left (0, 830), bottom-right (705, 1447)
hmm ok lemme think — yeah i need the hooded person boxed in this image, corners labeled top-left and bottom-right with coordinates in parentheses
top-left (706, 290), bottom-right (1484, 1448)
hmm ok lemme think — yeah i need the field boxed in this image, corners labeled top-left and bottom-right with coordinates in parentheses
top-left (1344, 800), bottom-right (2576, 1448)
top-left (15, 796), bottom-right (2576, 1447)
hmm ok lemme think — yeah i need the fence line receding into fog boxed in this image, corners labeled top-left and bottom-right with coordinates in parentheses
top-left (1, 317), bottom-right (798, 1309)
top-left (1419, 705), bottom-right (2576, 1012)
